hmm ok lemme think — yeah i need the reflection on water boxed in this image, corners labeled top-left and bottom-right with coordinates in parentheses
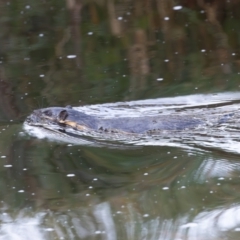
top-left (1, 127), bottom-right (240, 239)
top-left (0, 93), bottom-right (239, 239)
top-left (0, 210), bottom-right (45, 240)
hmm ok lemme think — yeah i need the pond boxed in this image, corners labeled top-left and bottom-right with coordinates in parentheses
top-left (1, 0), bottom-right (240, 239)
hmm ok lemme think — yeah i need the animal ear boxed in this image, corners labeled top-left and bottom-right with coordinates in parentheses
top-left (58, 110), bottom-right (68, 121)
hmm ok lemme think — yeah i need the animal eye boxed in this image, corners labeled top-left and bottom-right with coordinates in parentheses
top-left (43, 110), bottom-right (52, 117)
top-left (58, 110), bottom-right (68, 121)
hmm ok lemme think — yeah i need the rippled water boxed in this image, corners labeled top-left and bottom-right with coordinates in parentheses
top-left (6, 92), bottom-right (236, 240)
top-left (25, 92), bottom-right (240, 153)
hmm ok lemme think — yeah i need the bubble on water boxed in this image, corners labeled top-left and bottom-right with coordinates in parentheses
top-left (173, 6), bottom-right (182, 10)
top-left (44, 228), bottom-right (54, 232)
top-left (4, 165), bottom-right (12, 167)
top-left (67, 55), bottom-right (76, 59)
top-left (66, 174), bottom-right (75, 177)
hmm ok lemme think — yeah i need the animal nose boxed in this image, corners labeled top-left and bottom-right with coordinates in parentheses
top-left (26, 110), bottom-right (42, 124)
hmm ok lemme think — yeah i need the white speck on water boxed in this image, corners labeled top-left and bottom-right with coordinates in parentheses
top-left (95, 231), bottom-right (101, 234)
top-left (1, 156), bottom-right (6, 158)
top-left (39, 74), bottom-right (45, 77)
top-left (89, 186), bottom-right (93, 189)
top-left (25, 93), bottom-right (28, 95)
top-left (67, 144), bottom-right (73, 147)
top-left (162, 187), bottom-right (169, 190)
top-left (88, 32), bottom-right (93, 35)
top-left (116, 211), bottom-right (122, 214)
top-left (4, 165), bottom-right (12, 167)
top-left (44, 228), bottom-right (54, 232)
top-left (232, 53), bottom-right (236, 55)
top-left (164, 17), bottom-right (170, 21)
top-left (23, 168), bottom-right (27, 171)
top-left (39, 33), bottom-right (44, 37)
top-left (157, 78), bottom-right (163, 81)
top-left (201, 49), bottom-right (206, 52)
top-left (173, 6), bottom-right (182, 10)
top-left (24, 57), bottom-right (30, 61)
top-left (93, 178), bottom-right (98, 181)
top-left (181, 186), bottom-right (186, 189)
top-left (67, 55), bottom-right (76, 59)
top-left (66, 174), bottom-right (75, 177)
top-left (181, 222), bottom-right (198, 228)
top-left (144, 173), bottom-right (148, 176)
top-left (86, 193), bottom-right (90, 196)
top-left (218, 177), bottom-right (225, 180)
top-left (18, 190), bottom-right (25, 193)
top-left (164, 59), bottom-right (169, 62)
top-left (25, 5), bottom-right (30, 9)
top-left (143, 214), bottom-right (149, 217)
top-left (118, 16), bottom-right (123, 20)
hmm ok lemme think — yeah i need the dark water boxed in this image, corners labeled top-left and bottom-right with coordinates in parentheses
top-left (1, 0), bottom-right (240, 239)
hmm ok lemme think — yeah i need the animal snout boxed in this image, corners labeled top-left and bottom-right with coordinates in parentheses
top-left (25, 110), bottom-right (42, 124)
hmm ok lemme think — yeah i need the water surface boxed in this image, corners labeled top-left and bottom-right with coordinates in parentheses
top-left (1, 0), bottom-right (240, 239)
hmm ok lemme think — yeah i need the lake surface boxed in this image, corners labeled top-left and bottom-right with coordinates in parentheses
top-left (1, 0), bottom-right (240, 239)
